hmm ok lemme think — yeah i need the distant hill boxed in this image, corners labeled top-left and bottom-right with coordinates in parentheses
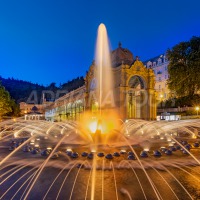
top-left (0, 76), bottom-right (85, 104)
top-left (60, 76), bottom-right (85, 93)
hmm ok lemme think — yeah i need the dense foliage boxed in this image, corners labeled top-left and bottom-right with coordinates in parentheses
top-left (167, 36), bottom-right (200, 96)
top-left (60, 77), bottom-right (85, 93)
top-left (0, 76), bottom-right (85, 103)
top-left (0, 83), bottom-right (13, 118)
top-left (159, 94), bottom-right (200, 109)
top-left (0, 77), bottom-right (46, 103)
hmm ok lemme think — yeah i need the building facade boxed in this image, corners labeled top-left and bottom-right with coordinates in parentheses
top-left (20, 102), bottom-right (44, 115)
top-left (144, 53), bottom-right (171, 102)
top-left (45, 44), bottom-right (157, 121)
top-left (20, 102), bottom-right (45, 120)
top-left (45, 86), bottom-right (85, 121)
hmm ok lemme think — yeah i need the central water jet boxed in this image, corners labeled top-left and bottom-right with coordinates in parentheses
top-left (95, 23), bottom-right (114, 115)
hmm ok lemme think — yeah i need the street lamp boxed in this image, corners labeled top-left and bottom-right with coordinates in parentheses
top-left (195, 106), bottom-right (199, 116)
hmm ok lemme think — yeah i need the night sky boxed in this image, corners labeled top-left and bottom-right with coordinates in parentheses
top-left (0, 0), bottom-right (200, 86)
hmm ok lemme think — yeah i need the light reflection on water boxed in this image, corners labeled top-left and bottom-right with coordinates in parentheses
top-left (1, 119), bottom-right (200, 200)
top-left (1, 163), bottom-right (200, 200)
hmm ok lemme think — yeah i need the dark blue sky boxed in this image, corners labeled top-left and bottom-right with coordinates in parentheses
top-left (0, 0), bottom-right (200, 86)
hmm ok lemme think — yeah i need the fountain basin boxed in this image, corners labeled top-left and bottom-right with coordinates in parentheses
top-left (105, 153), bottom-right (113, 159)
top-left (153, 150), bottom-right (162, 157)
top-left (140, 151), bottom-right (148, 158)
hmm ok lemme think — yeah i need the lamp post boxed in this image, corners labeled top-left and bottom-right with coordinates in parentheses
top-left (195, 106), bottom-right (199, 116)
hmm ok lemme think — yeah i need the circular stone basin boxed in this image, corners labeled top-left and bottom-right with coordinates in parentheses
top-left (105, 153), bottom-right (113, 159)
top-left (81, 152), bottom-right (88, 157)
top-left (169, 146), bottom-right (176, 151)
top-left (31, 149), bottom-right (38, 154)
top-left (97, 152), bottom-right (105, 157)
top-left (165, 149), bottom-right (172, 155)
top-left (113, 152), bottom-right (120, 157)
top-left (127, 155), bottom-right (136, 160)
top-left (128, 151), bottom-right (135, 156)
top-left (175, 145), bottom-right (181, 150)
top-left (41, 149), bottom-right (50, 156)
top-left (87, 153), bottom-right (94, 159)
top-left (23, 146), bottom-right (32, 152)
top-left (140, 151), bottom-right (148, 158)
top-left (185, 144), bottom-right (191, 150)
top-left (193, 142), bottom-right (199, 147)
top-left (153, 150), bottom-right (162, 157)
top-left (66, 150), bottom-right (73, 156)
top-left (71, 152), bottom-right (79, 158)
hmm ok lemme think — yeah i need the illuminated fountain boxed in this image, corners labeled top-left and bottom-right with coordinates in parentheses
top-left (0, 24), bottom-right (200, 199)
top-left (95, 23), bottom-right (113, 115)
top-left (1, 117), bottom-right (200, 199)
top-left (81, 23), bottom-right (121, 155)
top-left (84, 24), bottom-right (119, 199)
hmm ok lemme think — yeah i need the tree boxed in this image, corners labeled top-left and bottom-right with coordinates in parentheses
top-left (167, 36), bottom-right (200, 97)
top-left (47, 82), bottom-right (57, 91)
top-left (7, 99), bottom-right (21, 117)
top-left (0, 83), bottom-right (12, 118)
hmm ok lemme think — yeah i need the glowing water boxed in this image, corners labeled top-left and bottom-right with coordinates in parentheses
top-left (90, 23), bottom-right (114, 199)
top-left (95, 23), bottom-right (114, 113)
top-left (1, 119), bottom-right (200, 199)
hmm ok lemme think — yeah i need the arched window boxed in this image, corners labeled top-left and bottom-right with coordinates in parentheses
top-left (128, 76), bottom-right (145, 89)
top-left (90, 78), bottom-right (97, 90)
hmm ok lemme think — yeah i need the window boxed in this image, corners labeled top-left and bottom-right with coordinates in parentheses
top-left (159, 85), bottom-right (161, 90)
top-left (159, 77), bottom-right (161, 81)
top-left (157, 71), bottom-right (162, 74)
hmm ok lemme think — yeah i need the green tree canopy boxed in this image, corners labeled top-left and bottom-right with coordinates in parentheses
top-left (167, 36), bottom-right (200, 96)
top-left (0, 83), bottom-right (12, 118)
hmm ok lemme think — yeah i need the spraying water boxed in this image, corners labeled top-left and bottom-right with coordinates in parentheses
top-left (95, 23), bottom-right (113, 115)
